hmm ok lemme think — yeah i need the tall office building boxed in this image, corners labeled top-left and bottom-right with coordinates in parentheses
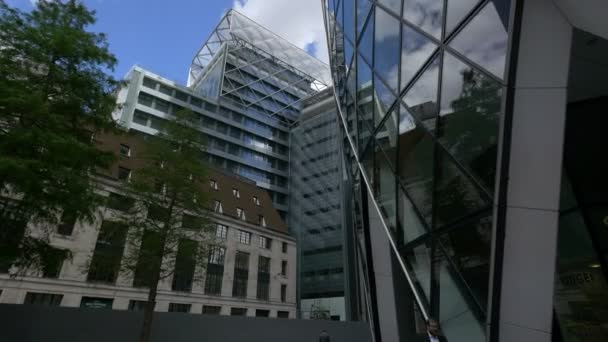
top-left (288, 89), bottom-right (348, 320)
top-left (324, 1), bottom-right (607, 342)
top-left (113, 10), bottom-right (332, 221)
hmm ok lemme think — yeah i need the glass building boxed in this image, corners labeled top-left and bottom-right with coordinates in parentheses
top-left (323, 1), bottom-right (608, 342)
top-left (114, 10), bottom-right (331, 220)
top-left (289, 89), bottom-right (349, 320)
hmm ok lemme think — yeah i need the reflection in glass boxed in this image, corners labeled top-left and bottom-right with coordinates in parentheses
top-left (434, 147), bottom-right (489, 228)
top-left (374, 7), bottom-right (401, 93)
top-left (374, 75), bottom-right (397, 127)
top-left (375, 106), bottom-right (399, 170)
top-left (439, 213), bottom-right (492, 310)
top-left (378, 0), bottom-right (402, 15)
top-left (357, 55), bottom-right (374, 152)
top-left (440, 52), bottom-right (502, 192)
top-left (374, 147), bottom-right (398, 234)
top-left (445, 0), bottom-right (480, 37)
top-left (402, 0), bottom-right (444, 39)
top-left (449, 1), bottom-right (509, 79)
top-left (359, 10), bottom-right (374, 64)
top-left (398, 187), bottom-right (428, 243)
top-left (357, 0), bottom-right (373, 36)
top-left (402, 55), bottom-right (440, 133)
top-left (343, 0), bottom-right (356, 42)
top-left (401, 23), bottom-right (438, 94)
top-left (398, 107), bottom-right (434, 226)
top-left (403, 243), bottom-right (432, 299)
top-left (345, 38), bottom-right (355, 72)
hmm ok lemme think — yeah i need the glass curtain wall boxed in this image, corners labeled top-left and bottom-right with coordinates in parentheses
top-left (324, 0), bottom-right (513, 340)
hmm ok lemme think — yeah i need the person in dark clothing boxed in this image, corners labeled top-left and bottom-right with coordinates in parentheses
top-left (422, 318), bottom-right (448, 342)
top-left (319, 329), bottom-right (331, 342)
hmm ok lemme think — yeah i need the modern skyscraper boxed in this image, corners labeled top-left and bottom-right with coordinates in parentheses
top-left (113, 10), bottom-right (332, 221)
top-left (288, 89), bottom-right (348, 320)
top-left (323, 1), bottom-right (608, 342)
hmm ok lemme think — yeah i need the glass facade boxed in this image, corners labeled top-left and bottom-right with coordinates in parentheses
top-left (324, 0), bottom-right (511, 340)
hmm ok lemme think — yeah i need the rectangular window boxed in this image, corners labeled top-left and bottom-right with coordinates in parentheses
top-left (256, 256), bottom-right (270, 301)
top-left (238, 230), bottom-right (251, 245)
top-left (80, 297), bottom-right (113, 310)
top-left (158, 84), bottom-right (173, 96)
top-left (181, 214), bottom-right (203, 230)
top-left (119, 144), bottom-right (131, 157)
top-left (215, 224), bottom-right (228, 240)
top-left (210, 179), bottom-right (218, 190)
top-left (213, 200), bottom-right (223, 214)
top-left (277, 311), bottom-right (289, 318)
top-left (258, 236), bottom-right (271, 250)
top-left (190, 97), bottom-right (203, 108)
top-left (118, 166), bottom-right (131, 182)
top-left (204, 246), bottom-right (225, 295)
top-left (281, 260), bottom-right (287, 276)
top-left (147, 204), bottom-right (169, 222)
top-left (137, 92), bottom-right (154, 106)
top-left (256, 309), bottom-right (270, 317)
top-left (282, 242), bottom-right (288, 254)
top-left (230, 307), bottom-right (247, 316)
top-left (171, 239), bottom-right (197, 292)
top-left (258, 215), bottom-right (267, 227)
top-left (175, 90), bottom-right (189, 102)
top-left (281, 284), bottom-right (287, 302)
top-left (57, 211), bottom-right (76, 236)
top-left (232, 188), bottom-right (240, 198)
top-left (133, 110), bottom-right (149, 126)
top-left (41, 247), bottom-right (65, 278)
top-left (87, 221), bottom-right (127, 284)
top-left (232, 252), bottom-right (249, 298)
top-left (142, 77), bottom-right (158, 90)
top-left (133, 230), bottom-right (162, 288)
top-left (23, 292), bottom-right (63, 306)
top-left (252, 196), bottom-right (260, 206)
top-left (128, 300), bottom-right (147, 311)
top-left (106, 193), bottom-right (134, 212)
top-left (154, 98), bottom-right (170, 113)
top-left (168, 303), bottom-right (191, 313)
top-left (202, 305), bottom-right (221, 315)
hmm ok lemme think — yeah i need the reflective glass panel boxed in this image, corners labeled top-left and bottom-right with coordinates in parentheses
top-left (374, 75), bottom-right (397, 127)
top-left (434, 147), bottom-right (489, 228)
top-left (403, 243), bottom-right (432, 300)
top-left (345, 38), bottom-right (355, 76)
top-left (344, 0), bottom-right (356, 42)
top-left (374, 147), bottom-right (398, 234)
top-left (439, 52), bottom-right (502, 192)
top-left (357, 55), bottom-right (374, 151)
top-left (375, 106), bottom-right (399, 170)
top-left (357, 0), bottom-right (373, 36)
top-left (438, 212), bottom-right (492, 310)
top-left (398, 187), bottom-right (428, 243)
top-left (374, 7), bottom-right (401, 93)
top-left (449, 1), bottom-right (509, 79)
top-left (402, 55), bottom-right (440, 133)
top-left (398, 106), bottom-right (434, 226)
top-left (358, 10), bottom-right (374, 63)
top-left (402, 0), bottom-right (444, 39)
top-left (445, 0), bottom-right (480, 37)
top-left (378, 0), bottom-right (402, 15)
top-left (401, 23), bottom-right (438, 93)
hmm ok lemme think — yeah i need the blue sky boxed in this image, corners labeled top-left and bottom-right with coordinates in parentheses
top-left (6, 0), bottom-right (327, 85)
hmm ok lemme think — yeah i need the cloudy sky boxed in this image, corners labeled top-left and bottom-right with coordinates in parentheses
top-left (5, 0), bottom-right (328, 84)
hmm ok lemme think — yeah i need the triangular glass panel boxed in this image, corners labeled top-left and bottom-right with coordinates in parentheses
top-left (372, 144), bottom-right (398, 235)
top-left (439, 52), bottom-right (502, 193)
top-left (401, 23), bottom-right (438, 93)
top-left (402, 0), bottom-right (444, 39)
top-left (434, 146), bottom-right (490, 228)
top-left (373, 75), bottom-right (397, 128)
top-left (375, 106), bottom-right (399, 171)
top-left (402, 54), bottom-right (440, 133)
top-left (356, 0), bottom-right (373, 37)
top-left (374, 6), bottom-right (401, 93)
top-left (378, 0), bottom-right (402, 15)
top-left (445, 0), bottom-right (481, 38)
top-left (358, 8), bottom-right (374, 64)
top-left (449, 1), bottom-right (509, 79)
top-left (344, 0), bottom-right (356, 42)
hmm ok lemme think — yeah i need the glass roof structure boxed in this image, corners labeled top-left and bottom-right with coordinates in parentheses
top-left (187, 10), bottom-right (332, 88)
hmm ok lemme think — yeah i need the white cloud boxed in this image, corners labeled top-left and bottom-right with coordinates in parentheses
top-left (232, 0), bottom-right (329, 64)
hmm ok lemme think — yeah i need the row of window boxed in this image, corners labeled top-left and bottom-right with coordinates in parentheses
top-left (304, 204), bottom-right (341, 216)
top-left (300, 152), bottom-right (337, 166)
top-left (212, 199), bottom-right (266, 227)
top-left (300, 119), bottom-right (336, 135)
top-left (300, 168), bottom-right (340, 182)
top-left (299, 135), bottom-right (335, 150)
top-left (302, 187), bottom-right (339, 198)
top-left (20, 291), bottom-right (290, 318)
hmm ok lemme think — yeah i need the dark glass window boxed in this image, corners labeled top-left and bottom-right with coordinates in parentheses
top-left (280, 284), bottom-right (287, 302)
top-left (256, 256), bottom-right (270, 301)
top-left (133, 230), bottom-right (162, 287)
top-left (137, 92), bottom-right (154, 107)
top-left (158, 84), bottom-right (173, 96)
top-left (128, 300), bottom-right (147, 311)
top-left (118, 166), bottom-right (131, 181)
top-left (133, 110), bottom-right (149, 126)
top-left (231, 307), bottom-right (247, 316)
top-left (41, 247), bottom-right (66, 278)
top-left (24, 292), bottom-right (63, 306)
top-left (204, 246), bottom-right (225, 295)
top-left (175, 90), bottom-right (189, 102)
top-left (87, 221), bottom-right (127, 283)
top-left (181, 214), bottom-right (203, 230)
top-left (282, 242), bottom-right (288, 253)
top-left (57, 211), bottom-right (77, 236)
top-left (119, 144), bottom-right (131, 157)
top-left (277, 311), bottom-right (289, 318)
top-left (281, 260), bottom-right (287, 276)
top-left (169, 303), bottom-right (191, 313)
top-left (255, 309), bottom-right (270, 317)
top-left (203, 305), bottom-right (221, 315)
top-left (106, 193), bottom-right (134, 212)
top-left (172, 239), bottom-right (197, 292)
top-left (154, 98), bottom-right (170, 113)
top-left (142, 77), bottom-right (158, 90)
top-left (232, 252), bottom-right (250, 298)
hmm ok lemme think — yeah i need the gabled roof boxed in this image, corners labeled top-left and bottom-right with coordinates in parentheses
top-left (187, 9), bottom-right (331, 88)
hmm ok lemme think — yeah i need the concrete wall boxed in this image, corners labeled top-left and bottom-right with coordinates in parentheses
top-left (0, 304), bottom-right (372, 342)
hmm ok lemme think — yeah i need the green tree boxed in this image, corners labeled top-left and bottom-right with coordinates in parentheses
top-left (111, 110), bottom-right (212, 342)
top-left (0, 1), bottom-right (119, 271)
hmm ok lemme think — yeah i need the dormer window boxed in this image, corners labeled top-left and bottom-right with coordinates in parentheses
top-left (258, 215), bottom-right (266, 227)
top-left (118, 166), bottom-right (131, 182)
top-left (120, 144), bottom-right (131, 157)
top-left (236, 207), bottom-right (246, 220)
top-left (253, 196), bottom-right (260, 206)
top-left (232, 188), bottom-right (240, 198)
top-left (210, 179), bottom-right (218, 190)
top-left (213, 200), bottom-right (223, 214)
